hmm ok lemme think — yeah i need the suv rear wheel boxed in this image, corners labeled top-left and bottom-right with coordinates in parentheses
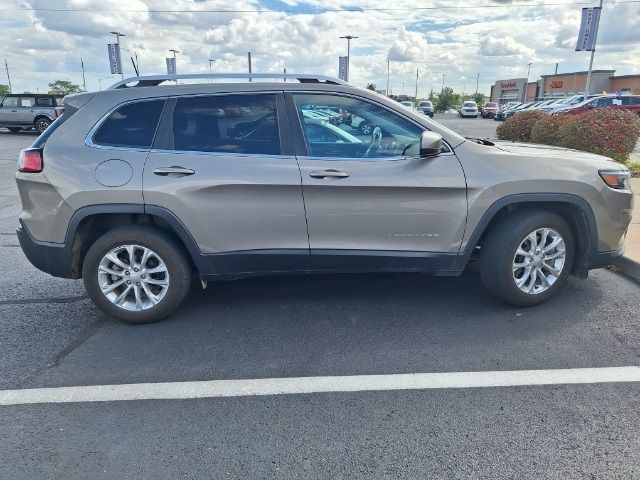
top-left (480, 210), bottom-right (574, 306)
top-left (34, 117), bottom-right (51, 134)
top-left (82, 226), bottom-right (191, 324)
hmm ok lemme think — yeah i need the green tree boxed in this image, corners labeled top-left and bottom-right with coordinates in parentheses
top-left (366, 82), bottom-right (377, 91)
top-left (471, 92), bottom-right (486, 108)
top-left (435, 87), bottom-right (460, 113)
top-left (0, 84), bottom-right (10, 98)
top-left (48, 80), bottom-right (82, 95)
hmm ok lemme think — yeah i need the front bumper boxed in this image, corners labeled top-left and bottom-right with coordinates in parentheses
top-left (17, 220), bottom-right (74, 278)
top-left (460, 111), bottom-right (478, 117)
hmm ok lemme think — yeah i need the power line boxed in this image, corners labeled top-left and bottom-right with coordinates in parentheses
top-left (1, 1), bottom-right (639, 14)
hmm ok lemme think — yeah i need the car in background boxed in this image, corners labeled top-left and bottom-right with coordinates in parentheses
top-left (459, 100), bottom-right (478, 118)
top-left (0, 93), bottom-right (64, 134)
top-left (400, 100), bottom-right (415, 110)
top-left (481, 102), bottom-right (499, 118)
top-left (554, 94), bottom-right (640, 116)
top-left (496, 102), bottom-right (531, 120)
top-left (417, 100), bottom-right (434, 117)
top-left (540, 94), bottom-right (601, 114)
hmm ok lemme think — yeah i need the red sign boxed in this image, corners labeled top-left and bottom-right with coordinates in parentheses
top-left (501, 81), bottom-right (517, 90)
top-left (549, 80), bottom-right (564, 89)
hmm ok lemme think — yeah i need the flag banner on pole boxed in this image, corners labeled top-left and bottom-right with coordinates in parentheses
top-left (166, 57), bottom-right (176, 75)
top-left (575, 7), bottom-right (601, 51)
top-left (107, 44), bottom-right (122, 74)
top-left (338, 56), bottom-right (348, 82)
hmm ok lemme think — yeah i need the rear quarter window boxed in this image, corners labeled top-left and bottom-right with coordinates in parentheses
top-left (93, 99), bottom-right (165, 148)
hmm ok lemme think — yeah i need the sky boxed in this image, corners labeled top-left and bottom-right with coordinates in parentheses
top-left (1, 0), bottom-right (639, 96)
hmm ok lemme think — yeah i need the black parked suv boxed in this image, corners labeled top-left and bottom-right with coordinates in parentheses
top-left (0, 94), bottom-right (64, 134)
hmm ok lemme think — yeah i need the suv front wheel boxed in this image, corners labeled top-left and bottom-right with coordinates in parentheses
top-left (82, 226), bottom-right (192, 324)
top-left (480, 210), bottom-right (574, 306)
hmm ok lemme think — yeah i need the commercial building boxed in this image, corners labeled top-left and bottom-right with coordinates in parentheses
top-left (490, 70), bottom-right (640, 105)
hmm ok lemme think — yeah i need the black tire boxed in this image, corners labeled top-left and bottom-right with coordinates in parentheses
top-left (82, 226), bottom-right (192, 324)
top-left (7, 127), bottom-right (21, 133)
top-left (480, 210), bottom-right (574, 307)
top-left (34, 117), bottom-right (51, 134)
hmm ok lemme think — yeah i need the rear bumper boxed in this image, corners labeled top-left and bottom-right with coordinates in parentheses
top-left (16, 220), bottom-right (73, 278)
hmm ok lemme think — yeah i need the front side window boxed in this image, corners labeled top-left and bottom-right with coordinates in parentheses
top-left (93, 99), bottom-right (165, 148)
top-left (171, 94), bottom-right (281, 155)
top-left (293, 94), bottom-right (422, 159)
top-left (1, 97), bottom-right (18, 108)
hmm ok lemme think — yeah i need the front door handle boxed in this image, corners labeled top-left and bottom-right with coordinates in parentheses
top-left (309, 169), bottom-right (350, 179)
top-left (153, 166), bottom-right (195, 177)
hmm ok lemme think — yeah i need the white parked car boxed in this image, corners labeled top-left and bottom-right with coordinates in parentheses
top-left (400, 100), bottom-right (415, 110)
top-left (459, 101), bottom-right (478, 118)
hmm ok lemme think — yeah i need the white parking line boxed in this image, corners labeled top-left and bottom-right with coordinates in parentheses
top-left (1, 366), bottom-right (639, 406)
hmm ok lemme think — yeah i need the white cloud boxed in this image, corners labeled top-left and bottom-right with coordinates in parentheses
top-left (479, 36), bottom-right (534, 57)
top-left (387, 26), bottom-right (429, 62)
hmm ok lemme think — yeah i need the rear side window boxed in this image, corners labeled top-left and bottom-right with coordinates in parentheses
top-left (35, 97), bottom-right (54, 107)
top-left (171, 94), bottom-right (281, 155)
top-left (93, 99), bottom-right (165, 148)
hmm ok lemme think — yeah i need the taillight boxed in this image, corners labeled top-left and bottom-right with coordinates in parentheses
top-left (54, 107), bottom-right (64, 118)
top-left (17, 148), bottom-right (43, 173)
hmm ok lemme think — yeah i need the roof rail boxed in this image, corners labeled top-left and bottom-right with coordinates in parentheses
top-left (108, 73), bottom-right (351, 90)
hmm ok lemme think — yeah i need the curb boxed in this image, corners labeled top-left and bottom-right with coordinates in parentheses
top-left (609, 256), bottom-right (640, 284)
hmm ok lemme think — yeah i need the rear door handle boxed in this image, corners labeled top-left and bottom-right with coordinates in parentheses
top-left (309, 169), bottom-right (350, 179)
top-left (153, 166), bottom-right (195, 177)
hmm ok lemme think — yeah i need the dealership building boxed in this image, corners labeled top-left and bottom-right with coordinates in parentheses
top-left (490, 70), bottom-right (640, 104)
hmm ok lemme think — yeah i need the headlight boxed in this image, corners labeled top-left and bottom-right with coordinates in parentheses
top-left (599, 170), bottom-right (630, 190)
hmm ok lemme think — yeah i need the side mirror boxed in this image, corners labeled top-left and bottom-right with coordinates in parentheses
top-left (420, 131), bottom-right (443, 157)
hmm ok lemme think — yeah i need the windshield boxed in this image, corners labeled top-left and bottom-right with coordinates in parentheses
top-left (463, 102), bottom-right (476, 107)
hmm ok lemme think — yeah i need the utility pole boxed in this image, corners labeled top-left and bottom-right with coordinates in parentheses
top-left (208, 59), bottom-right (215, 83)
top-left (81, 57), bottom-right (87, 91)
top-left (109, 31), bottom-right (126, 80)
top-left (524, 62), bottom-right (532, 102)
top-left (5, 59), bottom-right (12, 92)
top-left (402, 81), bottom-right (406, 96)
top-left (475, 72), bottom-right (479, 95)
top-left (169, 49), bottom-right (180, 84)
top-left (248, 52), bottom-right (252, 82)
top-left (415, 67), bottom-right (419, 102)
top-left (283, 67), bottom-right (287, 82)
top-left (584, 0), bottom-right (604, 101)
top-left (339, 35), bottom-right (358, 82)
top-left (386, 60), bottom-right (390, 97)
top-left (441, 74), bottom-right (445, 92)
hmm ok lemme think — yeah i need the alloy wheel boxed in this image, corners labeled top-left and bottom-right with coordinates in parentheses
top-left (512, 228), bottom-right (566, 295)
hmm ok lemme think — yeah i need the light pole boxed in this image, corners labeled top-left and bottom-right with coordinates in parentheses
top-left (109, 31), bottom-right (126, 80)
top-left (441, 74), bottom-right (446, 92)
top-left (415, 67), bottom-right (419, 102)
top-left (524, 62), bottom-right (532, 102)
top-left (402, 81), bottom-right (406, 96)
top-left (339, 35), bottom-right (358, 82)
top-left (386, 60), bottom-right (390, 97)
top-left (169, 49), bottom-right (180, 84)
top-left (584, 0), bottom-right (604, 100)
top-left (208, 58), bottom-right (216, 83)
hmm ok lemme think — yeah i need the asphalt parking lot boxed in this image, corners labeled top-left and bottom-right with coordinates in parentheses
top-left (1, 117), bottom-right (639, 479)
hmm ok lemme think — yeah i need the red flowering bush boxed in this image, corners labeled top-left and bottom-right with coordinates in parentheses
top-left (530, 115), bottom-right (570, 146)
top-left (496, 110), bottom-right (549, 142)
top-left (557, 108), bottom-right (640, 163)
top-left (498, 107), bottom-right (640, 163)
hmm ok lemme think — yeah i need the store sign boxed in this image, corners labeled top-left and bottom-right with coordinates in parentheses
top-left (501, 81), bottom-right (517, 89)
top-left (166, 57), bottom-right (176, 75)
top-left (550, 80), bottom-right (564, 89)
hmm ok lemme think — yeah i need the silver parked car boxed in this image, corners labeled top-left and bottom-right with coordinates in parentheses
top-left (16, 73), bottom-right (633, 323)
top-left (0, 93), bottom-right (63, 134)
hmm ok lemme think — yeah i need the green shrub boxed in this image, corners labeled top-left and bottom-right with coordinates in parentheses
top-left (557, 108), bottom-right (640, 163)
top-left (625, 160), bottom-right (640, 177)
top-left (496, 110), bottom-right (549, 142)
top-left (530, 115), bottom-right (570, 146)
